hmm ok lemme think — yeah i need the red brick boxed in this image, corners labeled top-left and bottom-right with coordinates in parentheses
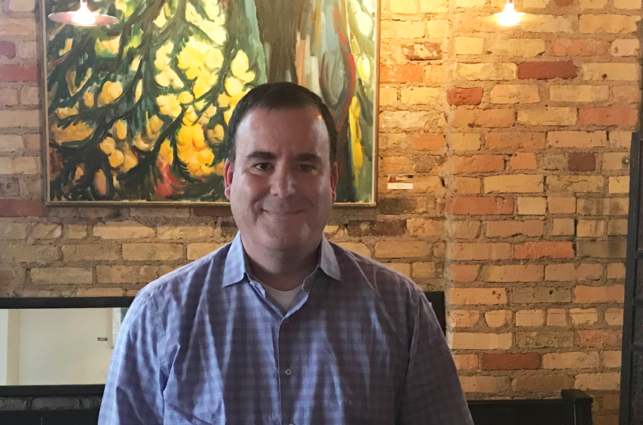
top-left (402, 42), bottom-right (442, 60)
top-left (451, 265), bottom-right (480, 282)
top-left (410, 134), bottom-right (445, 151)
top-left (0, 41), bottom-right (16, 59)
top-left (517, 62), bottom-right (578, 80)
top-left (515, 242), bottom-right (575, 259)
top-left (450, 155), bottom-right (505, 174)
top-left (0, 199), bottom-right (46, 217)
top-left (482, 353), bottom-right (541, 371)
top-left (555, 0), bottom-right (574, 6)
top-left (380, 65), bottom-right (424, 83)
top-left (551, 39), bottom-right (609, 56)
top-left (579, 330), bottom-right (622, 347)
top-left (486, 132), bottom-right (546, 150)
top-left (568, 153), bottom-right (596, 171)
top-left (445, 197), bottom-right (514, 215)
top-left (510, 153), bottom-right (537, 170)
top-left (579, 108), bottom-right (638, 126)
top-left (0, 65), bottom-right (38, 82)
top-left (447, 88), bottom-right (483, 106)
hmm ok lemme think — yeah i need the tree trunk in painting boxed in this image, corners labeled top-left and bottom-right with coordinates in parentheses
top-left (252, 0), bottom-right (357, 201)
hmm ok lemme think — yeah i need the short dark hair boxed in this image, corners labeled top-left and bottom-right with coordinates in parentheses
top-left (225, 82), bottom-right (337, 164)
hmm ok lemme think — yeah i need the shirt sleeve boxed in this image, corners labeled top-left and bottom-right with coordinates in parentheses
top-left (397, 290), bottom-right (474, 425)
top-left (98, 291), bottom-right (166, 425)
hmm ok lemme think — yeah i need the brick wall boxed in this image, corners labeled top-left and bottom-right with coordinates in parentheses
top-left (0, 0), bottom-right (638, 422)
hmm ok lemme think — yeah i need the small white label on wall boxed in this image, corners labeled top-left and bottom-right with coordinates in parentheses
top-left (388, 174), bottom-right (414, 190)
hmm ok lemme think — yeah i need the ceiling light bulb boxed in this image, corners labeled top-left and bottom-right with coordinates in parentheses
top-left (71, 1), bottom-right (97, 26)
top-left (494, 1), bottom-right (525, 26)
top-left (48, 0), bottom-right (118, 27)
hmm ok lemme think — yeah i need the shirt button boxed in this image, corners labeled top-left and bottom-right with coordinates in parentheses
top-left (284, 368), bottom-right (293, 376)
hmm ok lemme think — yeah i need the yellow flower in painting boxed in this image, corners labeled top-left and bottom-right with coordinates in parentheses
top-left (202, 0), bottom-right (222, 20)
top-left (207, 124), bottom-right (224, 142)
top-left (55, 107), bottom-right (78, 119)
top-left (133, 133), bottom-right (153, 152)
top-left (357, 56), bottom-right (370, 81)
top-left (198, 104), bottom-right (217, 125)
top-left (178, 37), bottom-right (223, 99)
top-left (230, 50), bottom-right (255, 83)
top-left (84, 91), bottom-right (95, 108)
top-left (130, 56), bottom-right (141, 72)
top-left (100, 137), bottom-right (116, 155)
top-left (73, 165), bottom-right (84, 182)
top-left (94, 169), bottom-right (108, 196)
top-left (159, 139), bottom-right (173, 165)
top-left (178, 91), bottom-right (194, 104)
top-left (193, 71), bottom-right (217, 99)
top-left (153, 42), bottom-right (183, 89)
top-left (205, 105), bottom-right (217, 117)
top-left (109, 149), bottom-right (124, 168)
top-left (182, 106), bottom-right (198, 126)
top-left (213, 160), bottom-right (224, 175)
top-left (177, 125), bottom-right (205, 151)
top-left (176, 124), bottom-right (216, 177)
top-left (214, 124), bottom-right (224, 141)
top-left (217, 93), bottom-right (230, 107)
top-left (122, 147), bottom-right (137, 172)
top-left (66, 69), bottom-right (91, 96)
top-left (157, 94), bottom-right (181, 118)
top-left (223, 77), bottom-right (250, 124)
top-left (51, 122), bottom-right (94, 143)
top-left (98, 81), bottom-right (123, 106)
top-left (59, 39), bottom-right (73, 56)
top-left (147, 115), bottom-right (164, 134)
top-left (205, 49), bottom-right (224, 72)
top-left (154, 7), bottom-right (167, 27)
top-left (178, 39), bottom-right (207, 80)
top-left (225, 77), bottom-right (243, 97)
top-left (348, 96), bottom-right (363, 186)
top-left (114, 120), bottom-right (127, 139)
top-left (185, 3), bottom-right (227, 45)
top-left (154, 42), bottom-right (173, 70)
top-left (96, 36), bottom-right (120, 56)
top-left (135, 80), bottom-right (142, 101)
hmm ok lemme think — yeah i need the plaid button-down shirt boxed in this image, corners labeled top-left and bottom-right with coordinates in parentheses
top-left (99, 233), bottom-right (473, 425)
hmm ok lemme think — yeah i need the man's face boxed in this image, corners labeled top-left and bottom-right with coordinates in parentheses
top-left (224, 106), bottom-right (338, 255)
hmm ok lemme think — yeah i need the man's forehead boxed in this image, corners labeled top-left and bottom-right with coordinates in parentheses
top-left (235, 107), bottom-right (330, 153)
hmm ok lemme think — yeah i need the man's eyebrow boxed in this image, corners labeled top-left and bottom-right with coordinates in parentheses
top-left (246, 151), bottom-right (276, 161)
top-left (294, 153), bottom-right (322, 164)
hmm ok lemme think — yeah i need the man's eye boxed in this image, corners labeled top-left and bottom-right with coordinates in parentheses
top-left (299, 164), bottom-right (315, 172)
top-left (253, 163), bottom-right (271, 171)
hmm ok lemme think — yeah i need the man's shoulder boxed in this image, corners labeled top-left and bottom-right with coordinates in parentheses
top-left (135, 241), bottom-right (232, 304)
top-left (330, 241), bottom-right (423, 297)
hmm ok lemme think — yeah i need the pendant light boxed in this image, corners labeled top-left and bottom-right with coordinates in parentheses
top-left (48, 0), bottom-right (118, 27)
top-left (494, 0), bottom-right (525, 26)
top-left (478, 0), bottom-right (533, 27)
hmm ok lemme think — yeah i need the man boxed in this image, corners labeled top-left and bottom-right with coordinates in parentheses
top-left (99, 82), bottom-right (473, 425)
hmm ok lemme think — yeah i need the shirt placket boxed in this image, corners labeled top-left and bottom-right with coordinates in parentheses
top-left (276, 274), bottom-right (319, 425)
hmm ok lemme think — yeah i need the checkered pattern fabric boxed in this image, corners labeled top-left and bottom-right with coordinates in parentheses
top-left (98, 233), bottom-right (473, 425)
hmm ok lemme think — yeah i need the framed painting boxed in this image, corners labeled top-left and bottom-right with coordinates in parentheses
top-left (41, 0), bottom-right (379, 205)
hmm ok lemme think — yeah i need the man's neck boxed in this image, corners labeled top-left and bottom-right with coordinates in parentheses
top-left (243, 242), bottom-right (321, 291)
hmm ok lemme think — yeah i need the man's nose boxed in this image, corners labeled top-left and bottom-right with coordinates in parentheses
top-left (270, 166), bottom-right (296, 198)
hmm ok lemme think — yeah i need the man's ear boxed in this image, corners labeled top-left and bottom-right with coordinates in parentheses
top-left (224, 159), bottom-right (234, 200)
top-left (330, 162), bottom-right (338, 203)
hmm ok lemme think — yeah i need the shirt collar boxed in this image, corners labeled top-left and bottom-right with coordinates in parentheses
top-left (222, 232), bottom-right (341, 287)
